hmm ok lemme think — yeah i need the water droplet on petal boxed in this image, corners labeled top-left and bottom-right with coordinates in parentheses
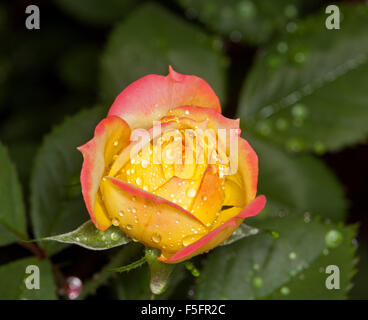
top-left (112, 218), bottom-right (120, 226)
top-left (187, 188), bottom-right (196, 198)
top-left (152, 232), bottom-right (161, 244)
top-left (126, 224), bottom-right (133, 230)
top-left (136, 177), bottom-right (142, 186)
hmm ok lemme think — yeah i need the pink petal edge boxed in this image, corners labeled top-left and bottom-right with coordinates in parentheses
top-left (163, 195), bottom-right (266, 263)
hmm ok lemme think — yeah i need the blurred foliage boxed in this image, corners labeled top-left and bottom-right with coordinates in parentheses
top-left (100, 3), bottom-right (227, 104)
top-left (0, 0), bottom-right (366, 300)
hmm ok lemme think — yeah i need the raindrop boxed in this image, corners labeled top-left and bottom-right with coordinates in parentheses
top-left (187, 188), bottom-right (196, 198)
top-left (256, 120), bottom-right (272, 136)
top-left (291, 103), bottom-right (308, 119)
top-left (126, 224), bottom-right (133, 231)
top-left (183, 236), bottom-right (195, 247)
top-left (289, 252), bottom-right (297, 260)
top-left (304, 212), bottom-right (311, 223)
top-left (202, 195), bottom-right (208, 201)
top-left (113, 141), bottom-right (119, 147)
top-left (152, 232), bottom-right (162, 244)
top-left (280, 286), bottom-right (290, 296)
top-left (286, 138), bottom-right (304, 153)
top-left (290, 270), bottom-right (297, 277)
top-left (141, 159), bottom-right (149, 168)
top-left (238, 0), bottom-right (256, 19)
top-left (284, 5), bottom-right (298, 19)
top-left (66, 276), bottom-right (82, 300)
top-left (286, 22), bottom-right (297, 33)
top-left (293, 51), bottom-right (307, 64)
top-left (271, 230), bottom-right (280, 239)
top-left (112, 218), bottom-right (120, 226)
top-left (325, 230), bottom-right (343, 248)
top-left (136, 177), bottom-right (142, 186)
top-left (277, 42), bottom-right (288, 54)
top-left (131, 207), bottom-right (137, 214)
top-left (110, 232), bottom-right (119, 241)
top-left (230, 30), bottom-right (242, 43)
top-left (252, 276), bottom-right (263, 288)
top-left (313, 141), bottom-right (326, 155)
top-left (275, 118), bottom-right (289, 131)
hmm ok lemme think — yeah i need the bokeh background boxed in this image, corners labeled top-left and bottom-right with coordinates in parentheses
top-left (0, 0), bottom-right (367, 299)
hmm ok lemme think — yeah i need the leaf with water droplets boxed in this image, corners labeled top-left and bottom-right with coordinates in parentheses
top-left (41, 220), bottom-right (130, 250)
top-left (196, 217), bottom-right (357, 299)
top-left (100, 2), bottom-right (227, 104)
top-left (246, 134), bottom-right (347, 222)
top-left (176, 0), bottom-right (313, 45)
top-left (239, 4), bottom-right (368, 152)
top-left (30, 106), bottom-right (105, 255)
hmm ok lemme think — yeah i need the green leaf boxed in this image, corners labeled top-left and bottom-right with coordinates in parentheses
top-left (54, 0), bottom-right (137, 26)
top-left (0, 142), bottom-right (27, 246)
top-left (41, 220), bottom-right (130, 250)
top-left (177, 0), bottom-right (312, 45)
top-left (100, 2), bottom-right (227, 104)
top-left (246, 134), bottom-right (347, 222)
top-left (196, 217), bottom-right (357, 299)
top-left (220, 223), bottom-right (259, 247)
top-left (239, 4), bottom-right (368, 152)
top-left (30, 106), bottom-right (105, 255)
top-left (0, 257), bottom-right (57, 299)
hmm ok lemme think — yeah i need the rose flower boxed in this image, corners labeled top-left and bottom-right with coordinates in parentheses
top-left (78, 67), bottom-right (266, 263)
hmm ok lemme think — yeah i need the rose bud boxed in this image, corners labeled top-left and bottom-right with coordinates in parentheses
top-left (78, 66), bottom-right (266, 263)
